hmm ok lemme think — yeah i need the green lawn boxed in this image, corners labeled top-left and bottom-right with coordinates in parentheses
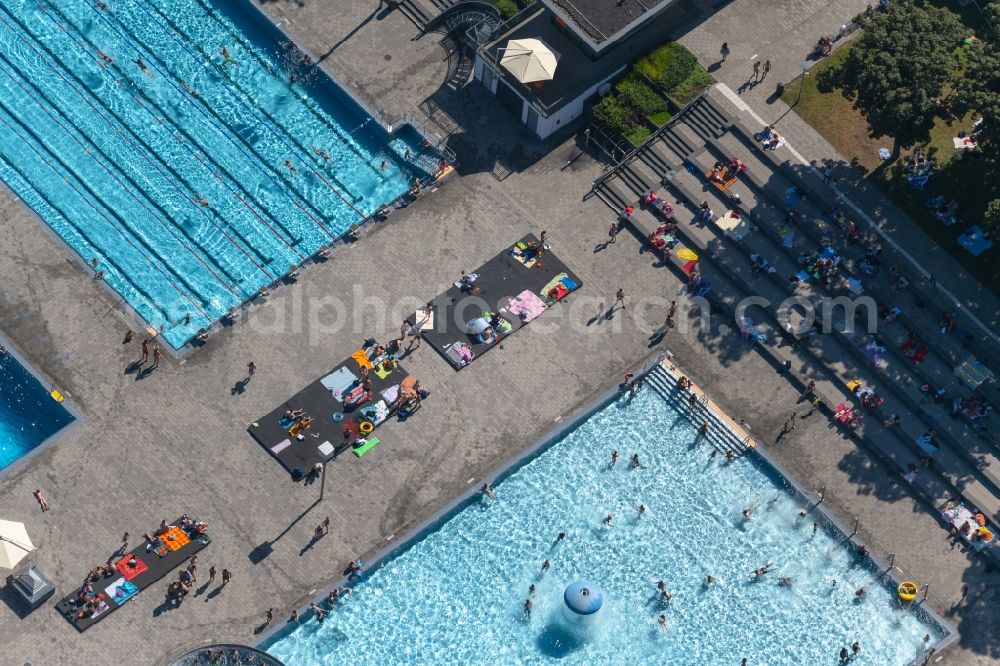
top-left (782, 43), bottom-right (999, 294)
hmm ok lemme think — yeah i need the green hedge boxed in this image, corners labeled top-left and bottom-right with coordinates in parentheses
top-left (493, 0), bottom-right (519, 18)
top-left (669, 66), bottom-right (714, 105)
top-left (615, 76), bottom-right (668, 116)
top-left (636, 44), bottom-right (696, 90)
top-left (593, 95), bottom-right (633, 135)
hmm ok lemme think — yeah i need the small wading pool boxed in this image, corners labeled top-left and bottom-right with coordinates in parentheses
top-left (263, 388), bottom-right (945, 665)
top-left (0, 346), bottom-right (74, 473)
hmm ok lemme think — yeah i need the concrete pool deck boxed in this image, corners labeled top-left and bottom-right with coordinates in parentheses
top-left (0, 1), bottom-right (996, 664)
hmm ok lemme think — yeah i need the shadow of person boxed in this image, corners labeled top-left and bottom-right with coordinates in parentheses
top-left (194, 580), bottom-right (212, 597)
top-left (253, 621), bottom-right (271, 636)
top-left (124, 360), bottom-right (143, 375)
top-left (204, 585), bottom-right (225, 601)
top-left (135, 366), bottom-right (154, 381)
top-left (231, 379), bottom-right (248, 395)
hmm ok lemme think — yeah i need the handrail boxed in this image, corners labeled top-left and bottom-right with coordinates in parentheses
top-left (590, 93), bottom-right (708, 192)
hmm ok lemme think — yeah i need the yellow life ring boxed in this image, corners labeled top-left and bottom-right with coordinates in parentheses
top-left (359, 421), bottom-right (374, 434)
top-left (897, 581), bottom-right (918, 602)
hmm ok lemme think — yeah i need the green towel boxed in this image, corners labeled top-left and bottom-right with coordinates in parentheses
top-left (374, 363), bottom-right (394, 380)
top-left (353, 436), bottom-right (381, 458)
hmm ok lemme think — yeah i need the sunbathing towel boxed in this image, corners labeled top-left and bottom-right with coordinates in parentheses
top-left (546, 283), bottom-right (570, 302)
top-left (353, 436), bottom-right (381, 458)
top-left (359, 400), bottom-right (389, 426)
top-left (444, 342), bottom-right (474, 367)
top-left (381, 384), bottom-right (400, 405)
top-left (351, 350), bottom-right (373, 370)
top-left (540, 273), bottom-right (570, 300)
top-left (560, 276), bottom-right (579, 290)
top-left (160, 527), bottom-right (190, 551)
top-left (507, 289), bottom-right (548, 323)
top-left (116, 556), bottom-right (149, 581)
top-left (717, 211), bottom-right (751, 241)
top-left (374, 361), bottom-right (396, 380)
top-left (412, 310), bottom-right (435, 332)
top-left (271, 439), bottom-right (291, 454)
top-left (104, 578), bottom-right (139, 605)
top-left (320, 367), bottom-right (359, 400)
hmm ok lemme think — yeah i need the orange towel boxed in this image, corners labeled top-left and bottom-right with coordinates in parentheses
top-left (161, 527), bottom-right (190, 551)
top-left (352, 350), bottom-right (373, 370)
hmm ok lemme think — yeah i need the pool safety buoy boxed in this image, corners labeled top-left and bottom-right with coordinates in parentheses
top-left (897, 581), bottom-right (918, 602)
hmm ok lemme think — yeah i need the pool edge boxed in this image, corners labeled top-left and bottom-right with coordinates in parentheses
top-left (254, 350), bottom-right (957, 663)
top-left (0, 330), bottom-right (81, 483)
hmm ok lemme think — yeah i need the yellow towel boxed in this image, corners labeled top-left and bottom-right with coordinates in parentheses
top-left (352, 349), bottom-right (373, 370)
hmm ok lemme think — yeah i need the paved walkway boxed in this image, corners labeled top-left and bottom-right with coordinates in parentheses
top-left (0, 1), bottom-right (996, 664)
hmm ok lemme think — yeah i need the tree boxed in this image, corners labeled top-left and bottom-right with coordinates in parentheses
top-left (985, 199), bottom-right (1000, 238)
top-left (958, 7), bottom-right (1000, 196)
top-left (817, 2), bottom-right (965, 156)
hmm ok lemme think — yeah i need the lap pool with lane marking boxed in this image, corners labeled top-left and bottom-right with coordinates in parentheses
top-left (0, 0), bottom-right (424, 349)
top-left (263, 388), bottom-right (944, 665)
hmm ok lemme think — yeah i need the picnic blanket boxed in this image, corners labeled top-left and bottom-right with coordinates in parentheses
top-left (507, 290), bottom-right (548, 323)
top-left (716, 211), bottom-right (751, 241)
top-left (320, 367), bottom-right (359, 400)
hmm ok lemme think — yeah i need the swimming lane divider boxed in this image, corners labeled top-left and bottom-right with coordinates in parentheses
top-left (30, 1), bottom-right (312, 262)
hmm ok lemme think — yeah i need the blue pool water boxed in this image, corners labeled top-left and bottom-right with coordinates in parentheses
top-left (0, 0), bottom-right (425, 349)
top-left (0, 349), bottom-right (74, 472)
top-left (265, 389), bottom-right (943, 665)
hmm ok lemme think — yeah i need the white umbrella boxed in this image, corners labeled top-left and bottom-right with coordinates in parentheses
top-left (500, 38), bottom-right (558, 84)
top-left (0, 519), bottom-right (35, 569)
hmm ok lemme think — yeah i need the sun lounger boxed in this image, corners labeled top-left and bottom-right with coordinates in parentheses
top-left (507, 289), bottom-right (548, 323)
top-left (320, 367), bottom-right (360, 401)
top-left (271, 438), bottom-right (291, 455)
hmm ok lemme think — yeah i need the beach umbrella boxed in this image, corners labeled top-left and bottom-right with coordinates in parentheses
top-left (0, 519), bottom-right (35, 569)
top-left (466, 317), bottom-right (491, 334)
top-left (500, 38), bottom-right (559, 84)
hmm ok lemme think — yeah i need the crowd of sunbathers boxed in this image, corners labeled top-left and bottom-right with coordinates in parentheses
top-left (951, 395), bottom-right (991, 423)
top-left (71, 516), bottom-right (207, 619)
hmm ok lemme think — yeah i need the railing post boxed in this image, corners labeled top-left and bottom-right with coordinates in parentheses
top-left (888, 552), bottom-right (895, 568)
top-left (920, 584), bottom-right (929, 603)
top-left (850, 517), bottom-right (859, 537)
top-left (816, 487), bottom-right (825, 503)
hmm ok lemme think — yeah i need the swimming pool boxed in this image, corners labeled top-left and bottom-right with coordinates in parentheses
top-left (263, 386), bottom-right (944, 665)
top-left (0, 347), bottom-right (74, 473)
top-left (0, 0), bottom-right (425, 349)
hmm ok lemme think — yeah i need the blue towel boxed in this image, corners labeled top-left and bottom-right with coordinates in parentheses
top-left (560, 276), bottom-right (579, 290)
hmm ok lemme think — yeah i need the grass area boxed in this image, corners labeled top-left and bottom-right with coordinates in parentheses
top-left (783, 43), bottom-right (1000, 294)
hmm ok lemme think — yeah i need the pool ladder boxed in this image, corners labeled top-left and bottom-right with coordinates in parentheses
top-left (642, 363), bottom-right (753, 458)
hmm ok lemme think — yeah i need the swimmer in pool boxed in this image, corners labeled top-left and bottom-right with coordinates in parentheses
top-left (97, 50), bottom-right (113, 67)
top-left (220, 46), bottom-right (236, 65)
top-left (312, 146), bottom-right (331, 161)
top-left (134, 57), bottom-right (152, 77)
